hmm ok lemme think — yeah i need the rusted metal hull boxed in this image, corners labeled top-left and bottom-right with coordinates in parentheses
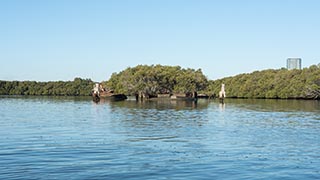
top-left (170, 94), bottom-right (197, 101)
top-left (92, 92), bottom-right (127, 102)
top-left (100, 93), bottom-right (127, 101)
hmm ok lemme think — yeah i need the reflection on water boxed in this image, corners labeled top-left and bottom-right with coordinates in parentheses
top-left (98, 98), bottom-right (209, 111)
top-left (219, 102), bottom-right (225, 111)
top-left (0, 96), bottom-right (319, 179)
top-left (226, 98), bottom-right (320, 112)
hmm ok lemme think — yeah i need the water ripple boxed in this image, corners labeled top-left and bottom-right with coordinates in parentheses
top-left (0, 97), bottom-right (319, 179)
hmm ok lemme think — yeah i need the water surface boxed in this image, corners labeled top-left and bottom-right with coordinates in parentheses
top-left (0, 96), bottom-right (319, 179)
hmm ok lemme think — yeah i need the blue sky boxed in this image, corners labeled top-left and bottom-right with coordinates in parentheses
top-left (1, 0), bottom-right (319, 82)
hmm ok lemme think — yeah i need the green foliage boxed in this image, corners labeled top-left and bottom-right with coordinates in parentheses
top-left (1, 65), bottom-right (320, 99)
top-left (0, 78), bottom-right (94, 96)
top-left (105, 64), bottom-right (208, 96)
top-left (209, 65), bottom-right (320, 99)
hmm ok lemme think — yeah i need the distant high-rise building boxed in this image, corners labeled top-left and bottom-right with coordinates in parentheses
top-left (287, 58), bottom-right (302, 70)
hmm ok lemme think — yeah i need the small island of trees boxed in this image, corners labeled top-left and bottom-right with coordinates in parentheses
top-left (103, 65), bottom-right (208, 97)
top-left (0, 64), bottom-right (319, 99)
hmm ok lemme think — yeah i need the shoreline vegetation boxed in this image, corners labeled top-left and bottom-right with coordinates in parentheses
top-left (1, 64), bottom-right (320, 100)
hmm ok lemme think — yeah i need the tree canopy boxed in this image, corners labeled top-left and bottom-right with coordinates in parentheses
top-left (104, 64), bottom-right (208, 96)
top-left (1, 64), bottom-right (319, 99)
top-left (208, 65), bottom-right (320, 99)
top-left (0, 78), bottom-right (94, 96)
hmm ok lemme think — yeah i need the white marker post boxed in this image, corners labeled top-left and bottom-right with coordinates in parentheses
top-left (219, 84), bottom-right (226, 103)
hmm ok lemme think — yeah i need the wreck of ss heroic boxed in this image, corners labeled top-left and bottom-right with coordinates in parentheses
top-left (92, 83), bottom-right (127, 102)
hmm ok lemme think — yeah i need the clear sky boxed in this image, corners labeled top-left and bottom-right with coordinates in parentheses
top-left (1, 0), bottom-right (319, 82)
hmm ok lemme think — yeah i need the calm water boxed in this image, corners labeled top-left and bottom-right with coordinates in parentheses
top-left (0, 96), bottom-right (319, 180)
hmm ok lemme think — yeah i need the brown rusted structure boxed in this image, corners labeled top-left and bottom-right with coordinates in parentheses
top-left (92, 83), bottom-right (127, 102)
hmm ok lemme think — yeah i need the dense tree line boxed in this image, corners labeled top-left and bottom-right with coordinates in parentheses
top-left (1, 65), bottom-right (319, 99)
top-left (0, 78), bottom-right (94, 96)
top-left (104, 64), bottom-right (208, 96)
top-left (208, 65), bottom-right (320, 99)
top-left (105, 64), bottom-right (320, 99)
